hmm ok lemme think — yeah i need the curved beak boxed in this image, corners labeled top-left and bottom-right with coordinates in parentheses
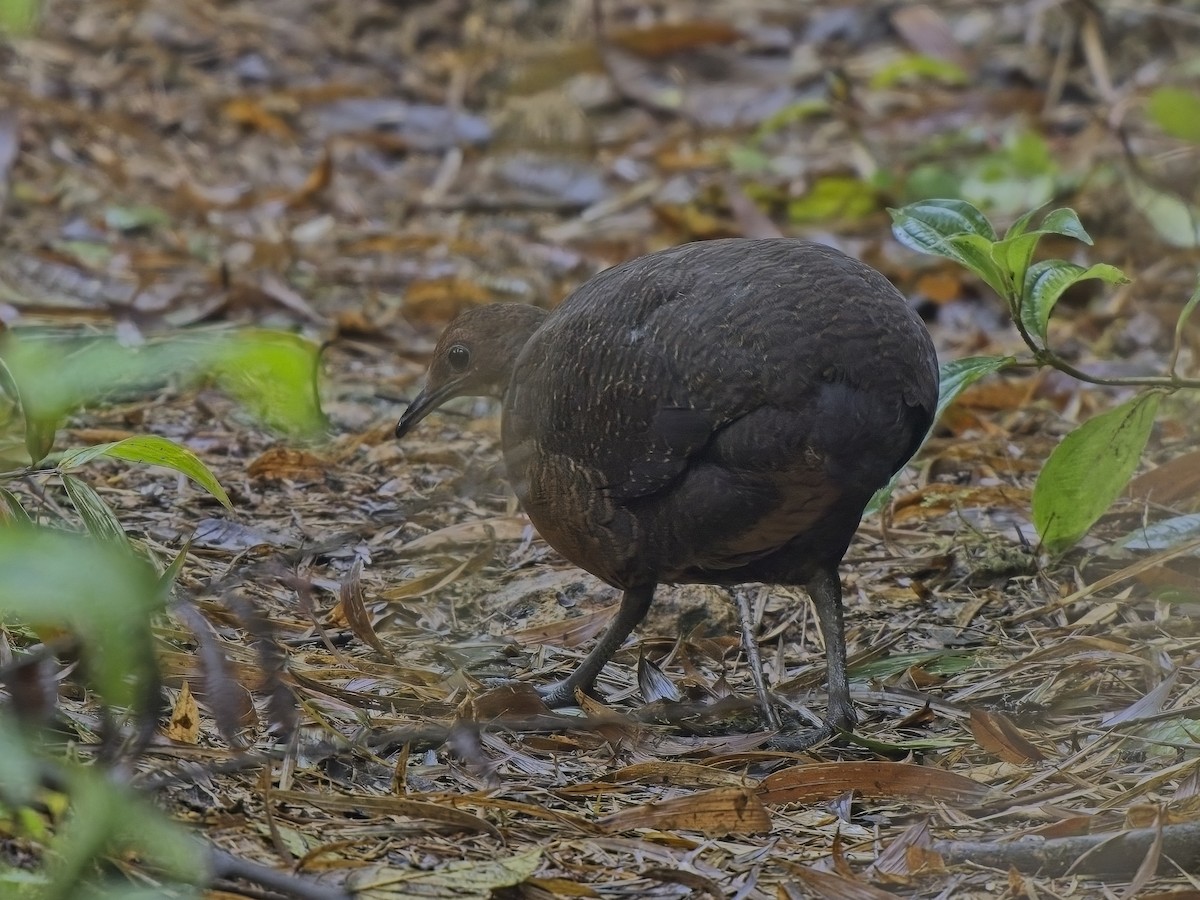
top-left (395, 382), bottom-right (458, 439)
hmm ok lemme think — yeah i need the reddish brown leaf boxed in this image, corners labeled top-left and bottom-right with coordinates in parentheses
top-left (757, 762), bottom-right (992, 807)
top-left (968, 709), bottom-right (1046, 764)
top-left (597, 785), bottom-right (771, 836)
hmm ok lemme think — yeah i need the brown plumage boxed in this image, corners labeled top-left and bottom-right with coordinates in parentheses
top-left (396, 238), bottom-right (938, 745)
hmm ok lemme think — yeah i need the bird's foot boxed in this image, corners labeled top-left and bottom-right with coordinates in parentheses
top-left (535, 678), bottom-right (595, 709)
top-left (764, 721), bottom-right (839, 752)
top-left (762, 700), bottom-right (855, 751)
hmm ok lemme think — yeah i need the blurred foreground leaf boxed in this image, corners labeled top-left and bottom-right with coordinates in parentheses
top-left (1147, 86), bottom-right (1200, 144)
top-left (0, 527), bottom-right (164, 711)
top-left (0, 328), bottom-right (327, 462)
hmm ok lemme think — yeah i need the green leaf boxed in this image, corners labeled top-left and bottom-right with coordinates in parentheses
top-left (1003, 206), bottom-right (1042, 240)
top-left (0, 328), bottom-right (328, 455)
top-left (870, 53), bottom-right (968, 89)
top-left (209, 330), bottom-right (328, 439)
top-left (0, 487), bottom-right (31, 525)
top-left (0, 527), bottom-right (164, 711)
top-left (935, 355), bottom-right (1017, 424)
top-left (1033, 393), bottom-right (1161, 553)
top-left (890, 201), bottom-right (1009, 296)
top-left (102, 205), bottom-right (169, 233)
top-left (61, 435), bottom-right (231, 509)
top-left (1125, 177), bottom-right (1200, 248)
top-left (61, 473), bottom-right (129, 548)
top-left (1147, 86), bottom-right (1200, 144)
top-left (0, 720), bottom-right (41, 807)
top-left (787, 175), bottom-right (877, 224)
top-left (0, 0), bottom-right (38, 34)
top-left (49, 768), bottom-right (206, 898)
top-left (158, 538), bottom-right (192, 593)
top-left (989, 232), bottom-right (1041, 300)
top-left (1036, 207), bottom-right (1093, 244)
top-left (1020, 260), bottom-right (1129, 342)
top-left (890, 198), bottom-right (998, 243)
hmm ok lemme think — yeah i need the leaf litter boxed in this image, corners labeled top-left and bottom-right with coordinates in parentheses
top-left (2, 0), bottom-right (1200, 897)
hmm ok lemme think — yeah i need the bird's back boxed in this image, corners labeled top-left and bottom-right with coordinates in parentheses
top-left (502, 239), bottom-right (938, 590)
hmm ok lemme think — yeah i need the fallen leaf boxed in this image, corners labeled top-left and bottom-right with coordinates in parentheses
top-left (597, 785), bottom-right (771, 836)
top-left (758, 761), bottom-right (992, 807)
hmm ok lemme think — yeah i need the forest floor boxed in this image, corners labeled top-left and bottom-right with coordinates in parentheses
top-left (3, 0), bottom-right (1200, 897)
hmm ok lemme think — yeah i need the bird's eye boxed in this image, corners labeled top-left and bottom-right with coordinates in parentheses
top-left (447, 344), bottom-right (471, 372)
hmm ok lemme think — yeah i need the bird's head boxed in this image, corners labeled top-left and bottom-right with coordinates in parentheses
top-left (395, 303), bottom-right (547, 439)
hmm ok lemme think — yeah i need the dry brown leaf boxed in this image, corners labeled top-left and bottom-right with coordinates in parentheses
top-left (609, 760), bottom-right (754, 789)
top-left (165, 681), bottom-right (201, 744)
top-left (337, 559), bottom-right (393, 661)
top-left (889, 4), bottom-right (971, 68)
top-left (272, 789), bottom-right (502, 839)
top-left (596, 785), bottom-right (770, 836)
top-left (247, 446), bottom-right (329, 481)
top-left (1126, 448), bottom-right (1200, 511)
top-left (607, 21), bottom-right (741, 59)
top-left (785, 866), bottom-right (904, 900)
top-left (871, 820), bottom-right (945, 881)
top-left (221, 97), bottom-right (295, 137)
top-left (892, 483), bottom-right (1031, 523)
top-left (968, 709), bottom-right (1046, 764)
top-left (757, 761), bottom-right (992, 807)
top-left (404, 277), bottom-right (495, 324)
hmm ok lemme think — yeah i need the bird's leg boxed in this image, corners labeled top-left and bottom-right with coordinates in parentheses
top-left (766, 566), bottom-right (854, 752)
top-left (808, 565), bottom-right (856, 733)
top-left (538, 585), bottom-right (655, 708)
top-left (734, 588), bottom-right (782, 730)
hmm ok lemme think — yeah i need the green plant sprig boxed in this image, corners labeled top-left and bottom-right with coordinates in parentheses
top-left (889, 198), bottom-right (1199, 553)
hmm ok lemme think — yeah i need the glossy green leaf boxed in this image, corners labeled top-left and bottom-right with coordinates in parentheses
top-left (0, 527), bottom-right (164, 711)
top-left (1002, 206), bottom-right (1042, 240)
top-left (989, 232), bottom-right (1041, 301)
top-left (890, 201), bottom-right (1008, 296)
top-left (61, 435), bottom-right (231, 509)
top-left (1147, 86), bottom-right (1200, 144)
top-left (1036, 207), bottom-right (1093, 244)
top-left (890, 198), bottom-right (998, 243)
top-left (1020, 260), bottom-right (1128, 342)
top-left (1033, 393), bottom-right (1161, 553)
top-left (935, 355), bottom-right (1017, 423)
top-left (61, 474), bottom-right (129, 548)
